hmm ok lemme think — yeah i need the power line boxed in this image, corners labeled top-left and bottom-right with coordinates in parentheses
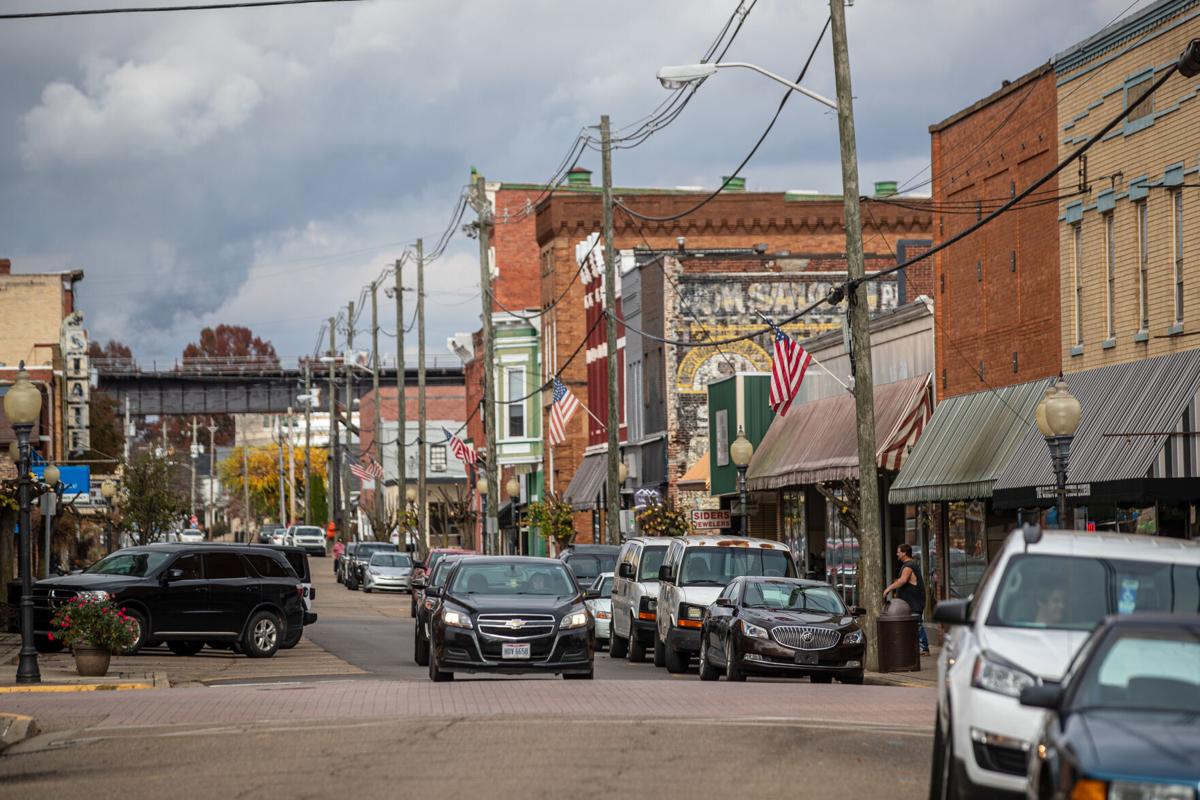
top-left (0, 0), bottom-right (367, 19)
top-left (485, 235), bottom-right (600, 323)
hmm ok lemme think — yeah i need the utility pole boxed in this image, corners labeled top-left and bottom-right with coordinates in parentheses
top-left (830, 0), bottom-right (883, 673)
top-left (600, 114), bottom-right (621, 547)
top-left (303, 360), bottom-right (312, 525)
top-left (370, 279), bottom-right (384, 541)
top-left (473, 173), bottom-right (499, 554)
top-left (189, 416), bottom-right (198, 521)
top-left (344, 301), bottom-right (356, 540)
top-left (276, 416), bottom-right (286, 527)
top-left (206, 419), bottom-right (217, 532)
top-left (123, 397), bottom-right (132, 462)
top-left (394, 258), bottom-right (406, 540)
top-left (241, 427), bottom-right (251, 543)
top-left (286, 408), bottom-right (296, 525)
top-left (327, 317), bottom-right (340, 537)
top-left (417, 238), bottom-right (428, 553)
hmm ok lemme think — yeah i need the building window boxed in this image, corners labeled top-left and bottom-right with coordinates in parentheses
top-left (1124, 72), bottom-right (1155, 125)
top-left (1104, 213), bottom-right (1116, 339)
top-left (506, 368), bottom-right (525, 438)
top-left (1174, 190), bottom-right (1185, 323)
top-left (430, 445), bottom-right (447, 473)
top-left (1072, 223), bottom-right (1084, 346)
top-left (1137, 201), bottom-right (1149, 331)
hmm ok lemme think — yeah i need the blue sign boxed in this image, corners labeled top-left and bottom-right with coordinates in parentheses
top-left (32, 464), bottom-right (91, 499)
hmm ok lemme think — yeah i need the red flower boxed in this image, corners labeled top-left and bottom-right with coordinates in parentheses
top-left (47, 633), bottom-right (55, 641)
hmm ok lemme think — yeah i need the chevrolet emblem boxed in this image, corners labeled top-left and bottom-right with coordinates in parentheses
top-left (504, 619), bottom-right (527, 630)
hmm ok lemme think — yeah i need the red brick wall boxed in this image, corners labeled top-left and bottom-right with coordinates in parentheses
top-left (929, 64), bottom-right (1061, 398)
top-left (490, 186), bottom-right (545, 312)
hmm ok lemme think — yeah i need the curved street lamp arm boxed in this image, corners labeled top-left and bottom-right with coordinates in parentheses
top-left (716, 62), bottom-right (837, 109)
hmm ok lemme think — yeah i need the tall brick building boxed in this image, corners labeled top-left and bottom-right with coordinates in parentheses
top-left (927, 61), bottom-right (1061, 399)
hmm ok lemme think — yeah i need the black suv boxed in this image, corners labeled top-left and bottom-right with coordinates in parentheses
top-left (343, 541), bottom-right (399, 591)
top-left (559, 544), bottom-right (619, 589)
top-left (413, 553), bottom-right (473, 666)
top-left (32, 544), bottom-right (304, 659)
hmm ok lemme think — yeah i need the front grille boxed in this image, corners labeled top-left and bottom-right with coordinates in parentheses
top-left (477, 613), bottom-right (556, 640)
top-left (33, 587), bottom-right (77, 611)
top-left (771, 625), bottom-right (841, 651)
top-left (972, 742), bottom-right (1029, 776)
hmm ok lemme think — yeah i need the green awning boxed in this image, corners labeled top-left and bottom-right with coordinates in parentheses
top-left (888, 379), bottom-right (1051, 505)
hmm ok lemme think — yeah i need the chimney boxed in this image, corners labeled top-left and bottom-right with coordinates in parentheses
top-left (721, 176), bottom-right (746, 192)
top-left (0, 259), bottom-right (10, 275)
top-left (567, 167), bottom-right (593, 187)
top-left (873, 181), bottom-right (898, 197)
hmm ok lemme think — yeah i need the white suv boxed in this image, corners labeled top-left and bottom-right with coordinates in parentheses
top-left (931, 527), bottom-right (1200, 798)
top-left (609, 537), bottom-right (672, 663)
top-left (287, 525), bottom-right (327, 557)
top-left (655, 536), bottom-right (798, 674)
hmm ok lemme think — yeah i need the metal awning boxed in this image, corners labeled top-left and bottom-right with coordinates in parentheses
top-left (888, 379), bottom-right (1051, 505)
top-left (746, 374), bottom-right (931, 490)
top-left (563, 453), bottom-right (607, 510)
top-left (678, 452), bottom-right (709, 493)
top-left (992, 350), bottom-right (1200, 508)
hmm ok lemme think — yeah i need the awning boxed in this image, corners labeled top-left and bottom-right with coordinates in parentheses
top-left (888, 379), bottom-right (1051, 505)
top-left (746, 374), bottom-right (931, 490)
top-left (678, 452), bottom-right (710, 493)
top-left (563, 453), bottom-right (607, 510)
top-left (992, 350), bottom-right (1200, 508)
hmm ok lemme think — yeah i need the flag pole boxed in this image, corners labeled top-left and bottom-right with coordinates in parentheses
top-left (753, 309), bottom-right (853, 393)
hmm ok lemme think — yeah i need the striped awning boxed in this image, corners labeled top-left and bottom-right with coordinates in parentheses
top-left (746, 374), bottom-right (931, 490)
top-left (992, 350), bottom-right (1200, 506)
top-left (563, 453), bottom-right (607, 511)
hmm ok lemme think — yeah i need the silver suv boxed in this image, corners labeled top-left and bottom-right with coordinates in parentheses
top-left (609, 537), bottom-right (672, 663)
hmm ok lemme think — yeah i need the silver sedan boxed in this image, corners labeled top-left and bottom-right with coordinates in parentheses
top-left (362, 552), bottom-right (414, 593)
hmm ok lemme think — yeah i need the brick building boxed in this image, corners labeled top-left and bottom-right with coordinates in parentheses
top-left (927, 61), bottom-right (1061, 399)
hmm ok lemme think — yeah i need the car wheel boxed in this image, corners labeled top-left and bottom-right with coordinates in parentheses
top-left (930, 705), bottom-right (959, 800)
top-left (698, 638), bottom-right (720, 681)
top-left (363, 583), bottom-right (373, 593)
top-left (242, 611), bottom-right (282, 658)
top-left (428, 649), bottom-right (453, 682)
top-left (410, 597), bottom-right (417, 617)
top-left (34, 635), bottom-right (64, 654)
top-left (664, 636), bottom-right (688, 674)
top-left (336, 571), bottom-right (343, 584)
top-left (121, 608), bottom-right (149, 654)
top-left (414, 628), bottom-right (430, 666)
top-left (167, 641), bottom-right (204, 657)
top-left (610, 628), bottom-right (629, 659)
top-left (628, 626), bottom-right (647, 663)
top-left (653, 633), bottom-right (666, 668)
top-left (810, 674), bottom-right (834, 684)
top-left (724, 640), bottom-right (746, 682)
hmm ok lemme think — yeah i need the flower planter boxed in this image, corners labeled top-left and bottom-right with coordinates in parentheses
top-left (72, 643), bottom-right (112, 677)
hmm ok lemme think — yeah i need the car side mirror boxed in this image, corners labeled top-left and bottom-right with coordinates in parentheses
top-left (658, 565), bottom-right (674, 583)
top-left (932, 598), bottom-right (973, 626)
top-left (424, 586), bottom-right (442, 598)
top-left (412, 576), bottom-right (426, 589)
top-left (850, 606), bottom-right (867, 617)
top-left (162, 568), bottom-right (184, 583)
top-left (582, 589), bottom-right (598, 600)
top-left (618, 563), bottom-right (634, 579)
top-left (715, 597), bottom-right (736, 608)
top-left (1019, 684), bottom-right (1063, 710)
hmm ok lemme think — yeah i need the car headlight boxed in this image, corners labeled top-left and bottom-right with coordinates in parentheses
top-left (972, 652), bottom-right (1036, 698)
top-left (1097, 779), bottom-right (1197, 800)
top-left (369, 569), bottom-right (379, 576)
top-left (442, 609), bottom-right (472, 629)
top-left (740, 620), bottom-right (768, 639)
top-left (560, 610), bottom-right (589, 629)
top-left (77, 590), bottom-right (111, 601)
top-left (844, 630), bottom-right (864, 645)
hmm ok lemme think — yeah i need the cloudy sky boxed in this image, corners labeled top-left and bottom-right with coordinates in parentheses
top-left (0, 0), bottom-right (1150, 364)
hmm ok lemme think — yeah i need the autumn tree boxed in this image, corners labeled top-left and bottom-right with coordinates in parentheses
top-left (87, 339), bottom-right (133, 361)
top-left (218, 445), bottom-right (327, 527)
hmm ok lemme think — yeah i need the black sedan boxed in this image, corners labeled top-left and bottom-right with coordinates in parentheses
top-left (1021, 614), bottom-right (1200, 800)
top-left (698, 577), bottom-right (865, 683)
top-left (426, 556), bottom-right (594, 681)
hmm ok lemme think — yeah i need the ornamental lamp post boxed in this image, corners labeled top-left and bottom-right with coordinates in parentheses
top-left (729, 427), bottom-right (755, 537)
top-left (41, 464), bottom-right (62, 580)
top-left (101, 480), bottom-right (117, 555)
top-left (476, 477), bottom-right (489, 553)
top-left (1036, 379), bottom-right (1082, 529)
top-left (506, 476), bottom-right (521, 556)
top-left (6, 363), bottom-right (43, 684)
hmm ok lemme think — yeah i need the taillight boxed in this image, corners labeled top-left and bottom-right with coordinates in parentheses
top-left (296, 586), bottom-right (304, 598)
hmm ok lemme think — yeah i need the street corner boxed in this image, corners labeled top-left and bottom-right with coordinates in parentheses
top-left (0, 712), bottom-right (39, 754)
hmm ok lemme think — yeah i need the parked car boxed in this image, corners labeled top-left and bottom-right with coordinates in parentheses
top-left (583, 572), bottom-right (614, 649)
top-left (343, 542), bottom-right (399, 591)
top-left (179, 529), bottom-right (205, 543)
top-left (286, 525), bottom-right (327, 556)
top-left (336, 541), bottom-right (358, 584)
top-left (32, 544), bottom-right (304, 658)
top-left (426, 556), bottom-right (594, 681)
top-left (930, 527), bottom-right (1200, 799)
top-left (609, 536), bottom-right (671, 662)
top-left (697, 576), bottom-right (865, 683)
top-left (266, 526), bottom-right (289, 545)
top-left (410, 547), bottom-right (470, 616)
top-left (252, 543), bottom-right (318, 649)
top-left (1020, 614), bottom-right (1200, 800)
top-left (655, 536), bottom-right (798, 674)
top-left (559, 544), bottom-right (619, 590)
top-left (363, 552), bottom-right (413, 593)
top-left (413, 553), bottom-right (473, 666)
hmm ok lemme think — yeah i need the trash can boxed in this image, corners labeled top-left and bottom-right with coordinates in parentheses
top-left (876, 598), bottom-right (921, 672)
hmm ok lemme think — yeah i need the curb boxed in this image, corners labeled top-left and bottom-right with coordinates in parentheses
top-left (864, 673), bottom-right (934, 689)
top-left (0, 713), bottom-right (38, 754)
top-left (0, 679), bottom-right (155, 694)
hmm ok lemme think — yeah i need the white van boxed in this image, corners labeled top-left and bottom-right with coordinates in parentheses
top-left (655, 536), bottom-right (798, 673)
top-left (610, 537), bottom-right (673, 663)
top-left (931, 527), bottom-right (1200, 798)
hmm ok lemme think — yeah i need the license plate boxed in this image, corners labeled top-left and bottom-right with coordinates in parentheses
top-left (794, 651), bottom-right (819, 666)
top-left (502, 643), bottom-right (531, 660)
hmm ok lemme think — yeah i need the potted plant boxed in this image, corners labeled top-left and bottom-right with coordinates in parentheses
top-left (48, 597), bottom-right (139, 677)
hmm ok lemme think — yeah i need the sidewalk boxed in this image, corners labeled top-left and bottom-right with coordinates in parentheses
top-left (865, 645), bottom-right (939, 689)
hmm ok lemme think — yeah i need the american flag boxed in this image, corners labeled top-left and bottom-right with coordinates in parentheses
top-left (766, 318), bottom-right (812, 417)
top-left (547, 377), bottom-right (579, 447)
top-left (443, 427), bottom-right (477, 465)
top-left (348, 454), bottom-right (384, 482)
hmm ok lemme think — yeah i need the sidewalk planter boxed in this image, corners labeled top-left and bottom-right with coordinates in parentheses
top-left (72, 644), bottom-right (112, 677)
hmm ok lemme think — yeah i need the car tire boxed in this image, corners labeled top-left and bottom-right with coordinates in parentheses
top-left (930, 705), bottom-right (960, 800)
top-left (336, 571), bottom-right (343, 584)
top-left (610, 628), bottom-right (629, 659)
top-left (724, 640), bottom-right (746, 682)
top-left (428, 650), bottom-right (453, 682)
top-left (167, 641), bottom-right (204, 657)
top-left (122, 608), bottom-right (149, 654)
top-left (698, 638), bottom-right (720, 681)
top-left (363, 584), bottom-right (372, 593)
top-left (242, 610), bottom-right (282, 659)
top-left (414, 626), bottom-right (430, 666)
top-left (664, 637), bottom-right (689, 674)
top-left (653, 633), bottom-right (666, 668)
top-left (34, 635), bottom-right (64, 654)
top-left (628, 630), bottom-right (647, 663)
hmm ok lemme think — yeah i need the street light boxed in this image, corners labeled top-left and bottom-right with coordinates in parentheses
top-left (6, 363), bottom-right (42, 684)
top-left (1036, 379), bottom-right (1082, 529)
top-left (729, 426), bottom-right (754, 537)
top-left (505, 476), bottom-right (520, 501)
top-left (101, 480), bottom-right (117, 555)
top-left (41, 464), bottom-right (62, 581)
top-left (406, 485), bottom-right (418, 504)
top-left (656, 62), bottom-right (837, 109)
top-left (476, 477), bottom-right (490, 554)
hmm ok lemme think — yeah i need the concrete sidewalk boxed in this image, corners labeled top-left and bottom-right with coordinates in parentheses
top-left (865, 645), bottom-right (939, 689)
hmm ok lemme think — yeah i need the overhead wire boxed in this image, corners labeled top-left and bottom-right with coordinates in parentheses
top-left (0, 0), bottom-right (368, 20)
top-left (485, 235), bottom-right (601, 323)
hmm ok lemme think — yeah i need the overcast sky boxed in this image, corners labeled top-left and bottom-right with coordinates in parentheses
top-left (0, 0), bottom-right (1150, 364)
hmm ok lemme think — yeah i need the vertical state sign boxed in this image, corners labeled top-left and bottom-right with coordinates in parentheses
top-left (60, 312), bottom-right (91, 455)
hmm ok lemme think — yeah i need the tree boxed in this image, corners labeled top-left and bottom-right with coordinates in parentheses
top-left (84, 390), bottom-right (125, 463)
top-left (218, 445), bottom-right (327, 526)
top-left (361, 490), bottom-right (416, 543)
top-left (635, 499), bottom-right (692, 538)
top-left (527, 492), bottom-right (576, 549)
top-left (87, 340), bottom-right (133, 361)
top-left (120, 452), bottom-right (190, 545)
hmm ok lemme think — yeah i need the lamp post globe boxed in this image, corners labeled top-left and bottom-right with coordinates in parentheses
top-left (4, 366), bottom-right (42, 428)
top-left (505, 476), bottom-right (520, 501)
top-left (101, 480), bottom-right (116, 501)
top-left (1037, 380), bottom-right (1082, 529)
top-left (44, 464), bottom-right (60, 486)
top-left (1044, 380), bottom-right (1082, 437)
top-left (8, 441), bottom-right (18, 462)
top-left (729, 427), bottom-right (755, 536)
top-left (618, 463), bottom-right (628, 484)
top-left (476, 477), bottom-right (488, 497)
top-left (406, 486), bottom-right (418, 504)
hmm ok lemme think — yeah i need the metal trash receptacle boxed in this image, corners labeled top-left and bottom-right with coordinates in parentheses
top-left (876, 599), bottom-right (921, 672)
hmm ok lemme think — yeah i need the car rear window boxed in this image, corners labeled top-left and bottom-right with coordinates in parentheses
top-left (246, 553), bottom-right (293, 579)
top-left (282, 552), bottom-right (308, 581)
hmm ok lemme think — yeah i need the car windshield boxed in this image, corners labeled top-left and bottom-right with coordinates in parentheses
top-left (565, 553), bottom-right (616, 583)
top-left (638, 546), bottom-right (667, 581)
top-left (1074, 627), bottom-right (1200, 713)
top-left (590, 576), bottom-right (613, 598)
top-left (356, 544), bottom-right (397, 558)
top-left (743, 582), bottom-right (845, 614)
top-left (370, 553), bottom-right (411, 568)
top-left (678, 547), bottom-right (796, 587)
top-left (294, 527), bottom-right (323, 537)
top-left (430, 559), bottom-right (464, 588)
top-left (182, 530), bottom-right (202, 536)
top-left (85, 551), bottom-right (171, 577)
top-left (449, 562), bottom-right (577, 596)
top-left (987, 554), bottom-right (1200, 631)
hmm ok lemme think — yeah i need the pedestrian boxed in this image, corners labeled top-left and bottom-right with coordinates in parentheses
top-left (884, 543), bottom-right (930, 655)
top-left (332, 538), bottom-right (345, 576)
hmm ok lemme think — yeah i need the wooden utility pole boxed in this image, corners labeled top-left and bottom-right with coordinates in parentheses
top-left (327, 317), bottom-right (340, 536)
top-left (344, 301), bottom-right (355, 539)
top-left (474, 173), bottom-right (499, 554)
top-left (241, 427), bottom-right (251, 542)
top-left (830, 0), bottom-right (883, 672)
top-left (370, 280), bottom-right (383, 530)
top-left (417, 238), bottom-right (428, 552)
top-left (189, 416), bottom-right (198, 520)
top-left (394, 258), bottom-right (406, 533)
top-left (285, 408), bottom-right (296, 525)
top-left (303, 361), bottom-right (312, 525)
top-left (207, 419), bottom-right (218, 530)
top-left (600, 114), bottom-right (621, 547)
top-left (276, 415), bottom-right (286, 527)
